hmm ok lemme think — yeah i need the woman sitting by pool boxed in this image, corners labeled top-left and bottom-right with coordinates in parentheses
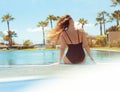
top-left (47, 14), bottom-right (96, 64)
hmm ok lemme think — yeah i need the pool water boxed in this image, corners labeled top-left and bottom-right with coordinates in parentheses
top-left (0, 50), bottom-right (58, 65)
top-left (92, 50), bottom-right (120, 63)
top-left (0, 49), bottom-right (120, 65)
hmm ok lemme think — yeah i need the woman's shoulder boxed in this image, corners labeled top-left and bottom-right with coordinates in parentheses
top-left (60, 31), bottom-right (65, 36)
top-left (60, 31), bottom-right (65, 37)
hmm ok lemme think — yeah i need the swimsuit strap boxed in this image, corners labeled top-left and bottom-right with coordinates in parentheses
top-left (64, 31), bottom-right (73, 44)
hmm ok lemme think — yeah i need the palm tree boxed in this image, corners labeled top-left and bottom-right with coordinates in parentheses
top-left (3, 31), bottom-right (17, 46)
top-left (112, 10), bottom-right (120, 26)
top-left (37, 21), bottom-right (48, 45)
top-left (106, 26), bottom-right (118, 32)
top-left (46, 15), bottom-right (58, 29)
top-left (9, 31), bottom-right (17, 44)
top-left (98, 11), bottom-right (110, 34)
top-left (111, 0), bottom-right (120, 7)
top-left (95, 17), bottom-right (103, 35)
top-left (1, 14), bottom-right (15, 47)
top-left (56, 16), bottom-right (60, 20)
top-left (78, 18), bottom-right (88, 28)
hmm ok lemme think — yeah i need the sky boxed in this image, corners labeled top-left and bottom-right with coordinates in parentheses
top-left (0, 0), bottom-right (119, 44)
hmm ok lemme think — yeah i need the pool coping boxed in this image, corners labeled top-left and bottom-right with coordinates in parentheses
top-left (91, 48), bottom-right (120, 52)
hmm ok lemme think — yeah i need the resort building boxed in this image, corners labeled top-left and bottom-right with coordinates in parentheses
top-left (107, 31), bottom-right (120, 47)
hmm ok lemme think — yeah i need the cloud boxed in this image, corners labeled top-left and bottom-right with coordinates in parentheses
top-left (74, 22), bottom-right (82, 29)
top-left (26, 28), bottom-right (42, 32)
top-left (2, 30), bottom-right (7, 35)
top-left (26, 27), bottom-right (50, 33)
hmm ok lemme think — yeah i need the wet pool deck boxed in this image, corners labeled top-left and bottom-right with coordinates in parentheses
top-left (0, 63), bottom-right (120, 79)
top-left (0, 64), bottom-right (97, 80)
top-left (0, 63), bottom-right (120, 92)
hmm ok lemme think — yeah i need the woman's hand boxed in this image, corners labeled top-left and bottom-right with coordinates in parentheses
top-left (90, 57), bottom-right (98, 64)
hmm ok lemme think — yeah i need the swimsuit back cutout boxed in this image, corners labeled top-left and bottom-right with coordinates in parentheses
top-left (64, 30), bottom-right (85, 64)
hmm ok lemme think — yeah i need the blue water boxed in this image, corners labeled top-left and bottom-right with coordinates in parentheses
top-left (0, 49), bottom-right (120, 65)
top-left (0, 50), bottom-right (58, 65)
top-left (92, 50), bottom-right (120, 63)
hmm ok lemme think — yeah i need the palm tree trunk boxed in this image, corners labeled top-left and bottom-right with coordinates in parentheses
top-left (50, 20), bottom-right (53, 29)
top-left (103, 22), bottom-right (106, 34)
top-left (117, 19), bottom-right (119, 26)
top-left (103, 15), bottom-right (106, 35)
top-left (100, 23), bottom-right (103, 35)
top-left (7, 21), bottom-right (10, 31)
top-left (7, 21), bottom-right (12, 47)
top-left (82, 24), bottom-right (84, 28)
top-left (42, 27), bottom-right (45, 45)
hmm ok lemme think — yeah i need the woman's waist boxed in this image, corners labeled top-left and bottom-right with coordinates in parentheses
top-left (67, 46), bottom-right (84, 51)
top-left (67, 48), bottom-right (85, 55)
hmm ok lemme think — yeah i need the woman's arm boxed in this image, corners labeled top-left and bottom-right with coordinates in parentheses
top-left (58, 34), bottom-right (66, 64)
top-left (84, 46), bottom-right (96, 63)
top-left (82, 30), bottom-right (96, 63)
top-left (58, 47), bottom-right (65, 64)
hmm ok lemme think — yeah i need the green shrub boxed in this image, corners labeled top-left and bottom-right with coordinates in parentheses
top-left (95, 35), bottom-right (107, 47)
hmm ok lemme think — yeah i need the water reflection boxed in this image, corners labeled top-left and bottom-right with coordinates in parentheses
top-left (0, 50), bottom-right (58, 65)
top-left (92, 50), bottom-right (120, 63)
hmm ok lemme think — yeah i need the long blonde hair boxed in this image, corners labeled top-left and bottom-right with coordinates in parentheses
top-left (47, 14), bottom-right (71, 45)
